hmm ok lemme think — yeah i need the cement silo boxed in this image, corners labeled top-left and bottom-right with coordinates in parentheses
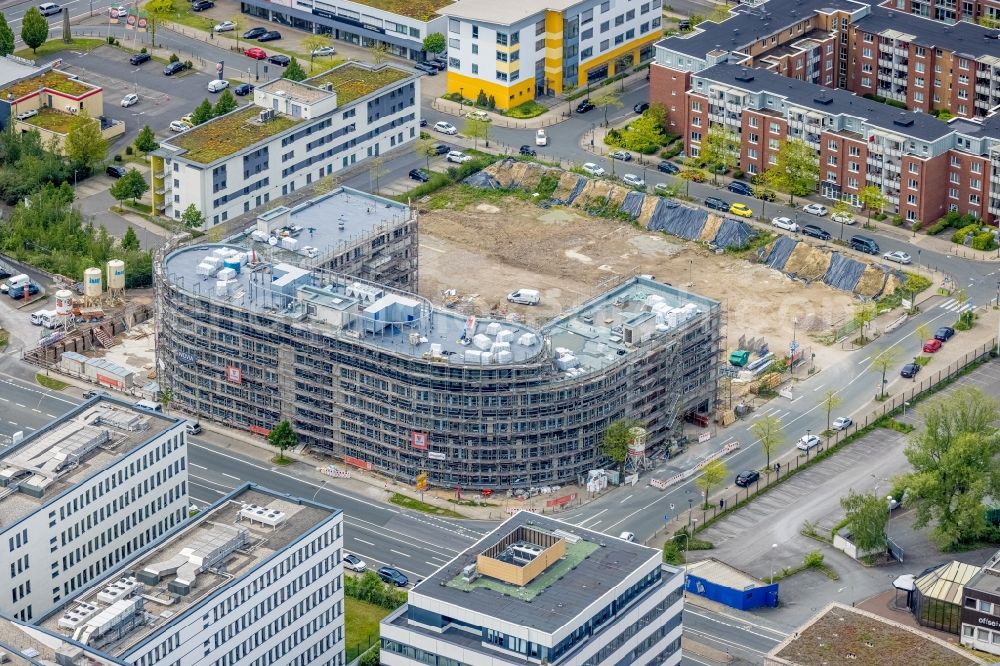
top-left (107, 259), bottom-right (125, 303)
top-left (83, 267), bottom-right (102, 306)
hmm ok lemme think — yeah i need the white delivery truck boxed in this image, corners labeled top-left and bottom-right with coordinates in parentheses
top-left (507, 288), bottom-right (540, 305)
top-left (2, 274), bottom-right (29, 294)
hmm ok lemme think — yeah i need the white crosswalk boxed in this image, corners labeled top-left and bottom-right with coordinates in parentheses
top-left (938, 298), bottom-right (975, 313)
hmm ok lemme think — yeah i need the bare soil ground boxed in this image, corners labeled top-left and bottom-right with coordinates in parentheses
top-left (416, 193), bottom-right (857, 368)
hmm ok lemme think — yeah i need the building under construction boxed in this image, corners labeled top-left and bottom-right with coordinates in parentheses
top-left (155, 188), bottom-right (722, 489)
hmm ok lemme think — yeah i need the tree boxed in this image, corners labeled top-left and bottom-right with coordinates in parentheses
top-left (213, 89), bottom-right (238, 117)
top-left (620, 113), bottom-right (666, 155)
top-left (677, 167), bottom-right (706, 198)
top-left (750, 182), bottom-right (775, 221)
top-left (302, 34), bottom-right (332, 67)
top-left (594, 90), bottom-right (622, 126)
top-left (872, 346), bottom-right (899, 399)
top-left (832, 199), bottom-right (852, 239)
top-left (700, 125), bottom-right (740, 184)
top-left (190, 99), bottom-right (215, 126)
top-left (369, 42), bottom-right (390, 64)
top-left (695, 459), bottom-right (727, 508)
top-left (109, 168), bottom-right (148, 206)
top-left (134, 125), bottom-right (159, 154)
top-left (422, 32), bottom-right (446, 54)
top-left (283, 57), bottom-right (307, 82)
top-left (229, 14), bottom-right (240, 51)
top-left (415, 136), bottom-right (437, 170)
top-left (646, 102), bottom-right (669, 133)
top-left (820, 389), bottom-right (842, 437)
top-left (858, 185), bottom-right (886, 227)
top-left (750, 414), bottom-right (783, 469)
top-left (900, 387), bottom-right (1000, 549)
top-left (21, 7), bottom-right (48, 54)
top-left (267, 419), bottom-right (298, 463)
top-left (159, 388), bottom-right (172, 412)
top-left (0, 14), bottom-right (15, 56)
top-left (840, 491), bottom-right (888, 554)
top-left (914, 323), bottom-right (931, 352)
top-left (464, 117), bottom-right (489, 150)
top-left (181, 203), bottom-right (205, 230)
top-left (64, 115), bottom-right (107, 173)
top-left (121, 226), bottom-right (140, 251)
top-left (852, 301), bottom-right (877, 344)
top-left (761, 138), bottom-right (818, 204)
top-left (601, 418), bottom-right (642, 477)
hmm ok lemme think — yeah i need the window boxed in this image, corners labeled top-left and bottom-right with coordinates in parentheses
top-left (449, 18), bottom-right (460, 33)
top-left (863, 47), bottom-right (872, 58)
top-left (959, 57), bottom-right (969, 69)
top-left (449, 57), bottom-right (460, 68)
top-left (496, 71), bottom-right (507, 81)
top-left (536, 18), bottom-right (546, 35)
top-left (848, 161), bottom-right (859, 172)
top-left (949, 187), bottom-right (959, 199)
top-left (601, 20), bottom-right (610, 32)
top-left (909, 162), bottom-right (919, 174)
top-left (861, 77), bottom-right (871, 88)
top-left (748, 132), bottom-right (758, 144)
top-left (448, 37), bottom-right (459, 49)
top-left (971, 161), bottom-right (982, 174)
top-left (827, 155), bottom-right (837, 165)
top-left (472, 44), bottom-right (478, 54)
top-left (582, 28), bottom-right (593, 40)
top-left (536, 38), bottom-right (544, 50)
top-left (768, 138), bottom-right (780, 149)
top-left (600, 39), bottom-right (609, 51)
top-left (971, 178), bottom-right (981, 190)
top-left (863, 33), bottom-right (873, 42)
top-left (581, 8), bottom-right (593, 24)
top-left (625, 9), bottom-right (635, 19)
top-left (849, 145), bottom-right (860, 156)
top-left (496, 51), bottom-right (508, 62)
top-left (769, 122), bottom-right (780, 134)
top-left (691, 117), bottom-right (701, 127)
top-left (691, 131), bottom-right (701, 141)
top-left (908, 178), bottom-right (918, 190)
top-left (614, 33), bottom-right (624, 44)
top-left (581, 47), bottom-right (592, 58)
top-left (601, 0), bottom-right (610, 11)
top-left (747, 148), bottom-right (757, 159)
top-left (472, 25), bottom-right (478, 38)
top-left (615, 15), bottom-right (624, 26)
top-left (510, 50), bottom-right (519, 61)
top-left (748, 116), bottom-right (758, 128)
top-left (641, 2), bottom-right (649, 12)
top-left (496, 32), bottom-right (508, 45)
top-left (915, 62), bottom-right (924, 73)
top-left (471, 64), bottom-right (478, 74)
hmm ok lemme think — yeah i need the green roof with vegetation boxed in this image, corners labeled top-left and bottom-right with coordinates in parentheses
top-left (170, 106), bottom-right (303, 164)
top-left (21, 108), bottom-right (93, 134)
top-left (1, 70), bottom-right (93, 99)
top-left (346, 0), bottom-right (451, 21)
top-left (307, 65), bottom-right (411, 105)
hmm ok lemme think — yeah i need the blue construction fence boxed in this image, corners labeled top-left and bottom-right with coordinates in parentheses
top-left (685, 574), bottom-right (779, 611)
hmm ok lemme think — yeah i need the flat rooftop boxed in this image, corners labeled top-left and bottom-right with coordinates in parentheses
top-left (166, 105), bottom-right (303, 165)
top-left (855, 7), bottom-right (1000, 60)
top-left (0, 398), bottom-right (181, 527)
top-left (41, 486), bottom-right (336, 658)
top-left (412, 512), bottom-right (669, 634)
top-left (304, 63), bottom-right (412, 105)
top-left (0, 56), bottom-right (45, 90)
top-left (256, 78), bottom-right (334, 105)
top-left (0, 617), bottom-right (119, 665)
top-left (0, 68), bottom-right (96, 100)
top-left (440, 0), bottom-right (579, 24)
top-left (21, 107), bottom-right (92, 134)
top-left (340, 0), bottom-right (454, 21)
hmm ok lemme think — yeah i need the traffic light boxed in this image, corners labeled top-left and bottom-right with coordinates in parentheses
top-left (415, 471), bottom-right (429, 493)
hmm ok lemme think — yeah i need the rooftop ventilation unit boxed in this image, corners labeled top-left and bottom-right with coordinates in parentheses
top-left (813, 94), bottom-right (833, 105)
top-left (238, 503), bottom-right (287, 529)
top-left (735, 69), bottom-right (755, 83)
top-left (893, 116), bottom-right (914, 127)
top-left (57, 602), bottom-right (99, 631)
top-left (97, 576), bottom-right (140, 604)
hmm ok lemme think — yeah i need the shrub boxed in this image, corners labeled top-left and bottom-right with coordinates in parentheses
top-left (169, 53), bottom-right (180, 63)
top-left (873, 212), bottom-right (887, 221)
top-left (891, 215), bottom-right (904, 226)
top-left (926, 220), bottom-right (950, 235)
top-left (951, 223), bottom-right (981, 245)
top-left (344, 571), bottom-right (406, 610)
top-left (125, 146), bottom-right (133, 156)
top-left (140, 47), bottom-right (147, 54)
top-left (476, 89), bottom-right (487, 106)
top-left (184, 60), bottom-right (193, 70)
top-left (114, 154), bottom-right (123, 162)
top-left (804, 550), bottom-right (825, 568)
top-left (732, 169), bottom-right (744, 179)
top-left (507, 100), bottom-right (546, 119)
top-left (972, 231), bottom-right (995, 251)
top-left (912, 219), bottom-right (922, 232)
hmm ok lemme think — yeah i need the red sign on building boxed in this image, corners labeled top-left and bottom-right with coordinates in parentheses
top-left (546, 493), bottom-right (577, 508)
top-left (226, 366), bottom-right (242, 384)
top-left (344, 456), bottom-right (373, 471)
top-left (96, 373), bottom-right (123, 389)
top-left (249, 424), bottom-right (270, 437)
top-left (411, 432), bottom-right (429, 450)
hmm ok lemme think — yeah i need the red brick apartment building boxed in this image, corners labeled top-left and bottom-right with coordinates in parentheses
top-left (883, 0), bottom-right (1000, 25)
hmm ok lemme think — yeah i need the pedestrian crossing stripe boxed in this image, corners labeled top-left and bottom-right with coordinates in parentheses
top-left (938, 298), bottom-right (974, 313)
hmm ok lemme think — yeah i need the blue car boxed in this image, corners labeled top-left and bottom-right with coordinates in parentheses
top-left (378, 566), bottom-right (408, 587)
top-left (727, 181), bottom-right (753, 196)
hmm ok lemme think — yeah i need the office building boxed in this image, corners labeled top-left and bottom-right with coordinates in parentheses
top-left (442, 0), bottom-right (663, 109)
top-left (0, 615), bottom-right (121, 665)
top-left (154, 187), bottom-right (722, 489)
top-left (960, 549), bottom-right (1000, 656)
top-left (0, 397), bottom-right (188, 622)
top-left (380, 511), bottom-right (684, 665)
top-left (38, 485), bottom-right (345, 666)
top-left (150, 62), bottom-right (419, 224)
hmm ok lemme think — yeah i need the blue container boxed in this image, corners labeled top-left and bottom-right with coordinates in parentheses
top-left (223, 259), bottom-right (241, 274)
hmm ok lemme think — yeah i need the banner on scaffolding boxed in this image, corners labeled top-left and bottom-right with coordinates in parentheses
top-left (125, 12), bottom-right (137, 30)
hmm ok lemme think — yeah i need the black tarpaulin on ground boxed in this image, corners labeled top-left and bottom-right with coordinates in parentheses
top-left (621, 191), bottom-right (646, 218)
top-left (763, 236), bottom-right (797, 270)
top-left (560, 176), bottom-right (588, 205)
top-left (713, 219), bottom-right (757, 249)
top-left (645, 199), bottom-right (708, 241)
top-left (463, 170), bottom-right (499, 188)
top-left (823, 252), bottom-right (867, 292)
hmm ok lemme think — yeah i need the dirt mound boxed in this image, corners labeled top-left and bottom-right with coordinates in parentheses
top-left (882, 272), bottom-right (902, 297)
top-left (783, 242), bottom-right (832, 281)
top-left (855, 264), bottom-right (890, 298)
top-left (573, 180), bottom-right (613, 207)
top-left (799, 313), bottom-right (828, 332)
top-left (607, 184), bottom-right (631, 208)
top-left (635, 195), bottom-right (661, 228)
top-left (699, 213), bottom-right (724, 243)
top-left (552, 171), bottom-right (584, 202)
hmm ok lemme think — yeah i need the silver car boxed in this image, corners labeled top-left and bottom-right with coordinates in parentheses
top-left (882, 250), bottom-right (912, 265)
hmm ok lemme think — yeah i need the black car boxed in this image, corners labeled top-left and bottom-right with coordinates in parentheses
top-left (0, 265), bottom-right (11, 281)
top-left (901, 362), bottom-right (921, 378)
top-left (801, 224), bottom-right (831, 240)
top-left (243, 27), bottom-right (267, 39)
top-left (82, 389), bottom-right (109, 399)
top-left (419, 118), bottom-right (427, 127)
top-left (519, 145), bottom-right (537, 156)
top-left (257, 30), bottom-right (281, 42)
top-left (234, 83), bottom-right (254, 96)
top-left (735, 470), bottom-right (760, 487)
top-left (191, 0), bottom-right (213, 10)
top-left (657, 160), bottom-right (679, 174)
top-left (432, 144), bottom-right (449, 155)
top-left (377, 566), bottom-right (408, 587)
top-left (426, 59), bottom-right (447, 71)
top-left (704, 196), bottom-right (728, 211)
top-left (934, 326), bottom-right (955, 342)
top-left (129, 52), bottom-right (151, 66)
top-left (414, 62), bottom-right (438, 75)
top-left (727, 181), bottom-right (753, 196)
top-left (408, 168), bottom-right (430, 182)
top-left (267, 54), bottom-right (290, 66)
top-left (634, 102), bottom-right (650, 114)
top-left (9, 283), bottom-right (38, 300)
top-left (163, 61), bottom-right (186, 76)
top-left (576, 100), bottom-right (595, 113)
top-left (106, 165), bottom-right (127, 179)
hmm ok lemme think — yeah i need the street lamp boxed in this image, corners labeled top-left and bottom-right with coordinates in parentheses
top-left (459, 87), bottom-right (464, 114)
top-left (903, 401), bottom-right (910, 417)
top-left (770, 543), bottom-right (778, 583)
top-left (73, 170), bottom-right (78, 187)
top-left (886, 495), bottom-right (894, 539)
top-left (687, 498), bottom-right (693, 530)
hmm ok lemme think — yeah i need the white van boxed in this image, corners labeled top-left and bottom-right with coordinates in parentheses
top-left (135, 399), bottom-right (163, 413)
top-left (30, 309), bottom-right (56, 326)
top-left (507, 288), bottom-right (540, 305)
top-left (2, 274), bottom-right (30, 294)
top-left (535, 129), bottom-right (548, 146)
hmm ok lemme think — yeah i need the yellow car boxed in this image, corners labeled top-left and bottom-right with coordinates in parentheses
top-left (729, 202), bottom-right (753, 218)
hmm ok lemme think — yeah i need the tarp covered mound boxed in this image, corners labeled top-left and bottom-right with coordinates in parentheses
top-left (551, 171), bottom-right (587, 205)
top-left (762, 235), bottom-right (797, 270)
top-left (621, 191), bottom-right (646, 218)
top-left (712, 219), bottom-right (757, 249)
top-left (645, 199), bottom-right (709, 241)
top-left (823, 252), bottom-right (867, 292)
top-left (463, 169), bottom-right (501, 189)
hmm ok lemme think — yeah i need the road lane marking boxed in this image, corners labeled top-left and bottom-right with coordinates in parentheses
top-left (857, 356), bottom-right (871, 365)
top-left (577, 508), bottom-right (607, 526)
top-left (191, 463), bottom-right (207, 469)
top-left (31, 408), bottom-right (41, 413)
top-left (15, 403), bottom-right (25, 408)
top-left (686, 609), bottom-right (788, 639)
top-left (589, 520), bottom-right (602, 529)
top-left (355, 538), bottom-right (375, 546)
top-left (619, 494), bottom-right (633, 504)
top-left (222, 473), bottom-right (239, 480)
top-left (390, 549), bottom-right (411, 558)
top-left (685, 628), bottom-right (769, 655)
top-left (427, 555), bottom-right (449, 563)
top-left (813, 384), bottom-right (827, 391)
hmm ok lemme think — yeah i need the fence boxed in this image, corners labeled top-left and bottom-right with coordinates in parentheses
top-left (346, 632), bottom-right (378, 662)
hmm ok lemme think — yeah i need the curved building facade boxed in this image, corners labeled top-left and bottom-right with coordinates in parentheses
top-left (155, 189), bottom-right (722, 489)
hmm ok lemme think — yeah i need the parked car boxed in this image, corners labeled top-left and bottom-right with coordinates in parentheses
top-left (934, 326), bottom-right (955, 342)
top-left (344, 554), bottom-right (367, 572)
top-left (729, 202), bottom-right (752, 218)
top-left (243, 27), bottom-right (267, 39)
top-left (414, 62), bottom-right (438, 75)
top-left (849, 235), bottom-right (880, 255)
top-left (622, 174), bottom-right (645, 188)
top-left (610, 150), bottom-right (632, 161)
top-left (618, 531), bottom-right (636, 542)
top-left (185, 421), bottom-right (202, 435)
top-left (433, 121), bottom-right (457, 135)
top-left (129, 52), bottom-right (151, 65)
top-left (267, 54), bottom-right (290, 66)
top-left (234, 83), bottom-right (254, 96)
top-left (120, 93), bottom-right (139, 107)
top-left (657, 160), bottom-right (679, 174)
top-left (882, 250), bottom-right (912, 265)
top-left (206, 79), bottom-right (229, 93)
top-left (245, 45), bottom-right (268, 59)
top-left (9, 283), bottom-right (39, 300)
top-left (38, 2), bottom-right (61, 16)
top-left (214, 20), bottom-right (236, 32)
top-left (832, 211), bottom-right (855, 225)
top-left (106, 165), bottom-right (127, 178)
top-left (923, 339), bottom-right (942, 353)
top-left (802, 203), bottom-right (828, 216)
top-left (831, 416), bottom-right (853, 431)
top-left (519, 145), bottom-right (537, 157)
top-left (727, 181), bottom-right (753, 196)
top-left (633, 102), bottom-right (649, 114)
top-left (82, 389), bottom-right (109, 399)
top-left (901, 362), bottom-right (921, 378)
top-left (466, 110), bottom-right (490, 121)
top-left (704, 196), bottom-right (728, 211)
top-left (408, 168), bottom-right (430, 182)
top-left (582, 162), bottom-right (605, 176)
top-left (377, 566), bottom-right (408, 587)
top-left (419, 118), bottom-right (427, 127)
top-left (654, 183), bottom-right (672, 195)
top-left (771, 216), bottom-right (800, 232)
top-left (257, 30), bottom-right (281, 42)
top-left (535, 129), bottom-right (547, 146)
top-left (801, 224), bottom-right (830, 240)
top-left (575, 100), bottom-right (595, 113)
top-left (312, 46), bottom-right (337, 57)
top-left (796, 434), bottom-right (821, 451)
top-left (163, 61), bottom-right (186, 76)
top-left (191, 0), bottom-right (213, 11)
top-left (735, 470), bottom-right (760, 487)
top-left (432, 143), bottom-right (450, 155)
top-left (169, 120), bottom-right (191, 132)
top-left (447, 150), bottom-right (472, 164)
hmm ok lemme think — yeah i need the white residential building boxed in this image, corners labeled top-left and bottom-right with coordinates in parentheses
top-left (37, 484), bottom-right (345, 666)
top-left (151, 62), bottom-right (420, 226)
top-left (0, 397), bottom-right (188, 623)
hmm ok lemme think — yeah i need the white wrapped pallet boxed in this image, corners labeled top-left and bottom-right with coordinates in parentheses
top-left (215, 280), bottom-right (230, 297)
top-left (490, 341), bottom-right (510, 354)
top-left (517, 333), bottom-right (537, 346)
top-left (250, 230), bottom-right (269, 242)
top-left (495, 329), bottom-right (513, 343)
top-left (464, 349), bottom-right (482, 362)
top-left (196, 263), bottom-right (216, 277)
top-left (473, 334), bottom-right (492, 351)
top-left (203, 256), bottom-right (222, 268)
top-left (281, 237), bottom-right (299, 250)
top-left (485, 322), bottom-right (502, 336)
top-left (495, 350), bottom-right (513, 363)
top-left (645, 294), bottom-right (665, 308)
top-left (429, 343), bottom-right (443, 355)
top-left (216, 267), bottom-right (236, 281)
top-left (235, 252), bottom-right (248, 265)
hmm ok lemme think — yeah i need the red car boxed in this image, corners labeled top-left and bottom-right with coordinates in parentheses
top-left (245, 47), bottom-right (267, 60)
top-left (923, 339), bottom-right (942, 353)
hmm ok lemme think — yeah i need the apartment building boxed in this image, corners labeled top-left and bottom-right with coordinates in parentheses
top-left (0, 397), bottom-right (188, 623)
top-left (654, 62), bottom-right (1000, 223)
top-left (150, 62), bottom-right (419, 224)
top-left (884, 0), bottom-right (1000, 25)
top-left (960, 549), bottom-right (1000, 657)
top-left (381, 511), bottom-right (685, 665)
top-left (240, 0), bottom-right (448, 61)
top-left (441, 0), bottom-right (662, 109)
